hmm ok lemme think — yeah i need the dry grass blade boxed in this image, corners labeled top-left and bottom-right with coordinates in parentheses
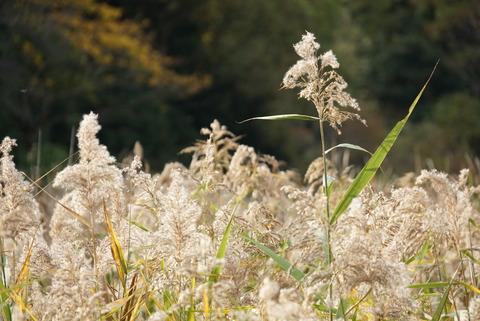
top-left (23, 173), bottom-right (92, 228)
top-left (5, 288), bottom-right (37, 321)
top-left (203, 287), bottom-right (209, 319)
top-left (25, 151), bottom-right (80, 196)
top-left (104, 296), bottom-right (132, 316)
top-left (104, 200), bottom-right (128, 289)
top-left (4, 235), bottom-right (38, 320)
top-left (14, 237), bottom-right (34, 297)
top-left (341, 288), bottom-right (372, 318)
top-left (103, 276), bottom-right (146, 320)
top-left (122, 273), bottom-right (138, 320)
top-left (127, 292), bottom-right (148, 321)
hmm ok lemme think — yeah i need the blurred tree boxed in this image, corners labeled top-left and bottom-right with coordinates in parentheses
top-left (340, 0), bottom-right (480, 173)
top-left (434, 92), bottom-right (480, 153)
top-left (110, 0), bottom-right (350, 172)
top-left (3, 0), bottom-right (478, 176)
top-left (0, 0), bottom-right (208, 173)
top-left (423, 0), bottom-right (480, 167)
top-left (419, 0), bottom-right (480, 96)
top-left (343, 0), bottom-right (452, 121)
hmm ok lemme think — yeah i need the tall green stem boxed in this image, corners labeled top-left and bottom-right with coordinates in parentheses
top-left (319, 119), bottom-right (332, 264)
top-left (319, 119), bottom-right (334, 321)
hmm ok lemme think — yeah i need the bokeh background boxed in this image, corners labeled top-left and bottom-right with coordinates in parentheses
top-left (1, 0), bottom-right (479, 178)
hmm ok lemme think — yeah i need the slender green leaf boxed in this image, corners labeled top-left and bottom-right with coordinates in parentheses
top-left (352, 311), bottom-right (358, 321)
top-left (4, 287), bottom-right (37, 321)
top-left (187, 307), bottom-right (196, 321)
top-left (320, 230), bottom-right (332, 265)
top-left (240, 234), bottom-right (305, 281)
top-left (409, 280), bottom-right (480, 294)
top-left (469, 218), bottom-right (478, 229)
top-left (238, 114), bottom-right (319, 123)
top-left (463, 250), bottom-right (480, 265)
top-left (335, 298), bottom-right (351, 318)
top-left (405, 240), bottom-right (430, 264)
top-left (162, 290), bottom-right (174, 311)
top-left (324, 175), bottom-right (335, 199)
top-left (123, 217), bottom-right (150, 232)
top-left (0, 274), bottom-right (11, 321)
top-left (456, 280), bottom-right (480, 294)
top-left (104, 201), bottom-right (128, 289)
top-left (330, 61), bottom-right (438, 225)
top-left (209, 209), bottom-right (235, 283)
top-left (0, 277), bottom-right (45, 296)
top-left (417, 240), bottom-right (431, 261)
top-left (431, 281), bottom-right (453, 321)
top-left (325, 143), bottom-right (372, 156)
top-left (187, 277), bottom-right (196, 321)
top-left (408, 282), bottom-right (450, 289)
top-left (413, 293), bottom-right (441, 299)
top-left (430, 264), bottom-right (461, 321)
top-left (404, 255), bottom-right (416, 265)
top-left (102, 295), bottom-right (133, 319)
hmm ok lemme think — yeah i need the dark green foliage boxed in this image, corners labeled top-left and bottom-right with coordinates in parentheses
top-left (1, 0), bottom-right (479, 175)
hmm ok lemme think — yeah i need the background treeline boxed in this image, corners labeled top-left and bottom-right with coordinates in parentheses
top-left (1, 0), bottom-right (479, 177)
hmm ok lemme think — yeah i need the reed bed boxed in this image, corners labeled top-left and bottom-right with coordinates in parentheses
top-left (1, 32), bottom-right (480, 321)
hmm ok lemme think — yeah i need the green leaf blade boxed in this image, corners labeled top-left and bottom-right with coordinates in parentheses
top-left (238, 114), bottom-right (320, 123)
top-left (209, 211), bottom-right (235, 283)
top-left (0, 275), bottom-right (12, 321)
top-left (240, 234), bottom-right (305, 281)
top-left (325, 143), bottom-right (372, 156)
top-left (431, 282), bottom-right (453, 321)
top-left (407, 282), bottom-right (451, 289)
top-left (123, 217), bottom-right (150, 232)
top-left (330, 62), bottom-right (438, 225)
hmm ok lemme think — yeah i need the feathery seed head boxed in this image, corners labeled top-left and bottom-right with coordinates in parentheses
top-left (293, 31), bottom-right (320, 60)
top-left (77, 112), bottom-right (116, 165)
top-left (282, 31), bottom-right (365, 134)
top-left (321, 50), bottom-right (339, 69)
top-left (0, 136), bottom-right (16, 156)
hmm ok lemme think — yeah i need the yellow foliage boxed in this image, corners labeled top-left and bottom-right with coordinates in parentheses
top-left (19, 39), bottom-right (45, 69)
top-left (13, 0), bottom-right (210, 95)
